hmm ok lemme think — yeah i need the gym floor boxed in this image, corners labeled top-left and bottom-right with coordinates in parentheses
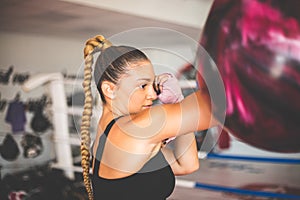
top-left (168, 157), bottom-right (300, 200)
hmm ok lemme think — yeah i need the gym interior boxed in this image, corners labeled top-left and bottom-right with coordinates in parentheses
top-left (0, 0), bottom-right (300, 199)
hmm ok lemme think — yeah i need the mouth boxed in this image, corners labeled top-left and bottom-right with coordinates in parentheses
top-left (142, 104), bottom-right (152, 109)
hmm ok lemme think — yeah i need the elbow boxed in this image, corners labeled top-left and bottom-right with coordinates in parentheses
top-left (187, 160), bottom-right (200, 174)
top-left (177, 160), bottom-right (200, 175)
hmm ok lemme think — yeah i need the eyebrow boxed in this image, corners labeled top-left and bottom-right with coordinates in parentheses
top-left (136, 78), bottom-right (152, 82)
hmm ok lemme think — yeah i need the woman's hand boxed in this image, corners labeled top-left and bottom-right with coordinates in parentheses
top-left (153, 73), bottom-right (184, 104)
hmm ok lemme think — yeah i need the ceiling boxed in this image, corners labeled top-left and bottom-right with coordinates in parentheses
top-left (0, 0), bottom-right (213, 44)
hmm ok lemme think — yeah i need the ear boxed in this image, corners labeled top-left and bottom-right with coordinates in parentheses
top-left (101, 81), bottom-right (116, 100)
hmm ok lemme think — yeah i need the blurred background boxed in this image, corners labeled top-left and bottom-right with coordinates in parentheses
top-left (0, 0), bottom-right (300, 199)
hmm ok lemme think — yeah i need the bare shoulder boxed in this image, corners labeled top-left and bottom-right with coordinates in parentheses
top-left (98, 118), bottom-right (162, 176)
top-left (107, 116), bottom-right (158, 153)
top-left (117, 103), bottom-right (184, 145)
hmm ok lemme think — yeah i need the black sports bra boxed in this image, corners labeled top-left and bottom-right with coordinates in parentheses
top-left (91, 118), bottom-right (175, 200)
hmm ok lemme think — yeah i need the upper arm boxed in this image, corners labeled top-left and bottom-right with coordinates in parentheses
top-left (121, 90), bottom-right (214, 144)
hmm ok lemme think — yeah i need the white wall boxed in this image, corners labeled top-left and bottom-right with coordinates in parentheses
top-left (62, 0), bottom-right (214, 29)
top-left (0, 32), bottom-right (84, 74)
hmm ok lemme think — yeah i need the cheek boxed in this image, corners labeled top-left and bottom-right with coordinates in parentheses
top-left (116, 86), bottom-right (132, 101)
top-left (129, 90), bottom-right (146, 106)
top-left (129, 91), bottom-right (143, 102)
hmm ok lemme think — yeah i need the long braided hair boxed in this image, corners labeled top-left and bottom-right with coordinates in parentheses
top-left (81, 35), bottom-right (111, 200)
top-left (81, 35), bottom-right (150, 199)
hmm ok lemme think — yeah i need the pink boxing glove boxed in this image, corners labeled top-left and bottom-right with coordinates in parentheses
top-left (157, 73), bottom-right (184, 104)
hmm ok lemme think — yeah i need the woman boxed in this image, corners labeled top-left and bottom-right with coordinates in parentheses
top-left (80, 35), bottom-right (217, 200)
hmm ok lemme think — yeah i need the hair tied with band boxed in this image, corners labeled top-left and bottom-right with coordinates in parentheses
top-left (84, 35), bottom-right (112, 59)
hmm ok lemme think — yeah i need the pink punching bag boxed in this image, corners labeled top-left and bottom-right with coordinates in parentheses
top-left (197, 0), bottom-right (300, 153)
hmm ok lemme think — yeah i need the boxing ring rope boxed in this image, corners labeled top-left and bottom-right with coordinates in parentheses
top-left (206, 153), bottom-right (300, 164)
top-left (176, 179), bottom-right (300, 199)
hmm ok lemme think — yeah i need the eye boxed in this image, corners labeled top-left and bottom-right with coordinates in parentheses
top-left (139, 84), bottom-right (147, 89)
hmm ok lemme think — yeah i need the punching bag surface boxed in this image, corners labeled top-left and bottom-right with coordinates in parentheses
top-left (199, 0), bottom-right (300, 152)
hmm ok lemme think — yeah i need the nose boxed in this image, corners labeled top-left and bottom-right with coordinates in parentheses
top-left (147, 84), bottom-right (158, 100)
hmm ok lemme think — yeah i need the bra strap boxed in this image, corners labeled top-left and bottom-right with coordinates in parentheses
top-left (93, 117), bottom-right (122, 171)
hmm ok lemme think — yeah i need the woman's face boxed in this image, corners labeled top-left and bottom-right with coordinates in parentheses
top-left (112, 60), bottom-right (158, 115)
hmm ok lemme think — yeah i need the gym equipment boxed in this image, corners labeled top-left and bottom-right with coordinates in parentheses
top-left (23, 73), bottom-right (74, 179)
top-left (198, 0), bottom-right (300, 152)
top-left (0, 133), bottom-right (20, 161)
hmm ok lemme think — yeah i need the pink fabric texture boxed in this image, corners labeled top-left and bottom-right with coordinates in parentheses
top-left (158, 73), bottom-right (184, 104)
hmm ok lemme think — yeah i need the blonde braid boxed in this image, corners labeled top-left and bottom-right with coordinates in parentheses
top-left (81, 35), bottom-right (112, 200)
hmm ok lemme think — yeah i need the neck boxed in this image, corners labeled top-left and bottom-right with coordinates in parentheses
top-left (103, 99), bottom-right (127, 118)
top-left (101, 104), bottom-right (123, 121)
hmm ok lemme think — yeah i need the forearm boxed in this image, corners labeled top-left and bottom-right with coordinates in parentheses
top-left (162, 132), bottom-right (199, 175)
top-left (173, 132), bottom-right (199, 171)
